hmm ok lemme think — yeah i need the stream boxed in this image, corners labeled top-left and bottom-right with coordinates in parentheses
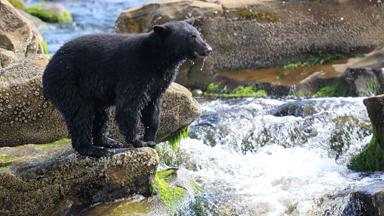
top-left (25, 0), bottom-right (384, 215)
top-left (84, 97), bottom-right (384, 215)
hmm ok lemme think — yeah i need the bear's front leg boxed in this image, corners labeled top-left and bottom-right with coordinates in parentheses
top-left (141, 98), bottom-right (160, 146)
top-left (116, 95), bottom-right (155, 148)
top-left (93, 108), bottom-right (125, 148)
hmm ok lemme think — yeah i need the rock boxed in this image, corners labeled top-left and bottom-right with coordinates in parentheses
top-left (25, 3), bottom-right (73, 23)
top-left (192, 89), bottom-right (203, 97)
top-left (0, 56), bottom-right (202, 146)
top-left (271, 100), bottom-right (317, 117)
top-left (0, 140), bottom-right (159, 215)
top-left (322, 192), bottom-right (377, 216)
top-left (349, 94), bottom-right (384, 171)
top-left (321, 183), bottom-right (384, 216)
top-left (343, 47), bottom-right (384, 96)
top-left (0, 0), bottom-right (44, 68)
top-left (108, 83), bottom-right (202, 143)
top-left (116, 0), bottom-right (384, 89)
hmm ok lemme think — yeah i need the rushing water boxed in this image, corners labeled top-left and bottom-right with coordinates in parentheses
top-left (25, 0), bottom-right (153, 53)
top-left (26, 0), bottom-right (384, 215)
top-left (83, 97), bottom-right (384, 215)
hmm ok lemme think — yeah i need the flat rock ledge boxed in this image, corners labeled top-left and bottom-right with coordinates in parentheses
top-left (0, 141), bottom-right (159, 216)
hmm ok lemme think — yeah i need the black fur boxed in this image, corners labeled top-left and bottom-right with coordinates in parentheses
top-left (42, 19), bottom-right (212, 157)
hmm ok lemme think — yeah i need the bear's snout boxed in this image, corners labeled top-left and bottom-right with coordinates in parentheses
top-left (195, 40), bottom-right (212, 57)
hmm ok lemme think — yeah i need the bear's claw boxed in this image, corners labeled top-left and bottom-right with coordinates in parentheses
top-left (94, 137), bottom-right (125, 148)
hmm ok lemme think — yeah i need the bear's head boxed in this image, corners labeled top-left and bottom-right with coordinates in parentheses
top-left (153, 19), bottom-right (212, 59)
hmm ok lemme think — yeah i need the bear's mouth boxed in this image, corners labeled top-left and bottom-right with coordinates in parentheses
top-left (193, 48), bottom-right (212, 58)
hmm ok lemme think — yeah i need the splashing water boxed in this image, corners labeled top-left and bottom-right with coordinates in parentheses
top-left (85, 97), bottom-right (384, 215)
top-left (200, 57), bottom-right (206, 71)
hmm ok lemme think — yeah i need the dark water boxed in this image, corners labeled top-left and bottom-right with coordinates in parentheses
top-left (25, 0), bottom-right (152, 53)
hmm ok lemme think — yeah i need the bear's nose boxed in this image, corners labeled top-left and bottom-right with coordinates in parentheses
top-left (206, 45), bottom-right (212, 53)
top-left (205, 45), bottom-right (212, 54)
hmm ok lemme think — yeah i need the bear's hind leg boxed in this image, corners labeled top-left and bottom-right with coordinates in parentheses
top-left (93, 108), bottom-right (124, 148)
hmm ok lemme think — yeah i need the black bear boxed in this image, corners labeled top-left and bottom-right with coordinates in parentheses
top-left (43, 19), bottom-right (212, 157)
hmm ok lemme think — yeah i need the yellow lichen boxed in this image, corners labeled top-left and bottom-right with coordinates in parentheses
top-left (238, 9), bottom-right (278, 22)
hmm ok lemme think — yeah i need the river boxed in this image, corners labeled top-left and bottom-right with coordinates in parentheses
top-left (25, 0), bottom-right (384, 215)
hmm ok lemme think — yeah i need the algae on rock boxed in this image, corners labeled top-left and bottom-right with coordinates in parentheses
top-left (25, 3), bottom-right (73, 23)
top-left (0, 142), bottom-right (159, 216)
top-left (349, 95), bottom-right (384, 171)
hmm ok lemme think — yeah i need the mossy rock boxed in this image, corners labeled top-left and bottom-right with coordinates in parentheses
top-left (151, 169), bottom-right (186, 209)
top-left (349, 134), bottom-right (384, 172)
top-left (314, 81), bottom-right (351, 97)
top-left (25, 3), bottom-right (72, 23)
top-left (0, 139), bottom-right (159, 215)
top-left (205, 83), bottom-right (267, 98)
top-left (7, 0), bottom-right (24, 10)
top-left (349, 95), bottom-right (384, 171)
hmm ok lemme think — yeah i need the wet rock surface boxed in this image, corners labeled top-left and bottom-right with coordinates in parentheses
top-left (0, 141), bottom-right (159, 216)
top-left (322, 182), bottom-right (384, 216)
top-left (271, 100), bottom-right (318, 117)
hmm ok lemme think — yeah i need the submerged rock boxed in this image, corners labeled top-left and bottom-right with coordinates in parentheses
top-left (271, 100), bottom-right (318, 117)
top-left (116, 0), bottom-right (384, 89)
top-left (0, 140), bottom-right (159, 216)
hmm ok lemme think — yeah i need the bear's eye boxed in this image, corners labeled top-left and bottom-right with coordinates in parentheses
top-left (190, 34), bottom-right (197, 39)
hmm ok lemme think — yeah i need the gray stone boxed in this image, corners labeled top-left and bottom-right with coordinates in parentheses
top-left (116, 0), bottom-right (384, 89)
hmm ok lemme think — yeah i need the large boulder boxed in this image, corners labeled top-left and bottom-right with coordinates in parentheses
top-left (0, 141), bottom-right (159, 215)
top-left (116, 0), bottom-right (384, 89)
top-left (0, 56), bottom-right (202, 146)
top-left (0, 0), bottom-right (43, 68)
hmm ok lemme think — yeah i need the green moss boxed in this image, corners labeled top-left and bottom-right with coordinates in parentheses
top-left (231, 85), bottom-right (266, 97)
top-left (356, 76), bottom-right (381, 96)
top-left (206, 83), bottom-right (267, 98)
top-left (190, 179), bottom-right (202, 194)
top-left (238, 9), bottom-right (278, 22)
top-left (349, 133), bottom-right (384, 172)
top-left (151, 169), bottom-right (186, 208)
top-left (307, 51), bottom-right (345, 65)
top-left (167, 127), bottom-right (188, 152)
top-left (314, 86), bottom-right (338, 97)
top-left (7, 0), bottom-right (24, 9)
top-left (25, 4), bottom-right (73, 23)
top-left (314, 81), bottom-right (350, 97)
top-left (40, 40), bottom-right (49, 54)
top-left (0, 154), bottom-right (21, 167)
top-left (206, 82), bottom-right (223, 94)
top-left (36, 138), bottom-right (70, 149)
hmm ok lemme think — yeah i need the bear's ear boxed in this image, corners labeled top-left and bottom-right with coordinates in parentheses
top-left (153, 25), bottom-right (172, 36)
top-left (184, 18), bottom-right (195, 26)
